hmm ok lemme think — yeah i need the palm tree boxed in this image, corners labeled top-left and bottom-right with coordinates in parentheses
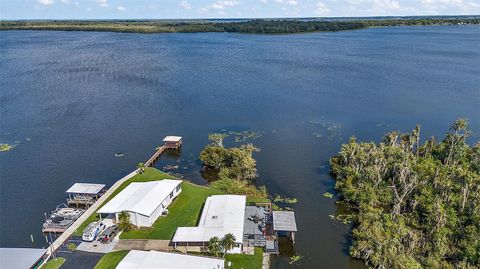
top-left (208, 236), bottom-right (221, 257)
top-left (137, 162), bottom-right (146, 174)
top-left (221, 233), bottom-right (236, 257)
top-left (118, 210), bottom-right (133, 232)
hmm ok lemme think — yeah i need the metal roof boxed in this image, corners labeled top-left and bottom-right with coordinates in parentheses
top-left (172, 195), bottom-right (246, 244)
top-left (97, 180), bottom-right (181, 216)
top-left (273, 211), bottom-right (297, 232)
top-left (117, 250), bottom-right (224, 269)
top-left (163, 136), bottom-right (182, 142)
top-left (66, 183), bottom-right (106, 194)
top-left (0, 248), bottom-right (46, 269)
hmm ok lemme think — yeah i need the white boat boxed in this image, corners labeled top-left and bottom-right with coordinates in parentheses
top-left (82, 221), bottom-right (106, 242)
top-left (42, 204), bottom-right (85, 233)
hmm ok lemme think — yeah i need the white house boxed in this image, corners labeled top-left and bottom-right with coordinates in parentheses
top-left (172, 195), bottom-right (246, 253)
top-left (116, 250), bottom-right (224, 269)
top-left (97, 180), bottom-right (182, 227)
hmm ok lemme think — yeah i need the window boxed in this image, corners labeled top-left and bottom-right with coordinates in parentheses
top-left (170, 191), bottom-right (173, 198)
top-left (176, 185), bottom-right (181, 192)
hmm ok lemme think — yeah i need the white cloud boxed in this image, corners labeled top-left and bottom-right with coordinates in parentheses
top-left (180, 1), bottom-right (192, 10)
top-left (61, 0), bottom-right (70, 3)
top-left (117, 6), bottom-right (126, 11)
top-left (210, 0), bottom-right (240, 10)
top-left (286, 0), bottom-right (298, 5)
top-left (345, 0), bottom-right (401, 13)
top-left (38, 0), bottom-right (55, 5)
top-left (315, 1), bottom-right (331, 13)
top-left (260, 0), bottom-right (268, 2)
top-left (419, 0), bottom-right (480, 13)
top-left (96, 0), bottom-right (108, 7)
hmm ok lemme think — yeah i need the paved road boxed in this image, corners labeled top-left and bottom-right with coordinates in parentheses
top-left (57, 250), bottom-right (104, 269)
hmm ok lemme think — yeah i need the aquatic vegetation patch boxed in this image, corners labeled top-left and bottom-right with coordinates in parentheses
top-left (328, 214), bottom-right (354, 224)
top-left (289, 255), bottom-right (303, 264)
top-left (273, 195), bottom-right (298, 204)
top-left (227, 130), bottom-right (263, 143)
top-left (0, 143), bottom-right (14, 152)
top-left (323, 192), bottom-right (334, 198)
top-left (310, 121), bottom-right (343, 140)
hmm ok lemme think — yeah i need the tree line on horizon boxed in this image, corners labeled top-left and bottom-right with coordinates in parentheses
top-left (1, 17), bottom-right (479, 34)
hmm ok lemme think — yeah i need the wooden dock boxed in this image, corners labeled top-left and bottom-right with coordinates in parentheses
top-left (145, 145), bottom-right (166, 167)
top-left (144, 136), bottom-right (182, 167)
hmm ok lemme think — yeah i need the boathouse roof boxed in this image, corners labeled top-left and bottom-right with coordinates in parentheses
top-left (273, 211), bottom-right (298, 232)
top-left (163, 136), bottom-right (182, 142)
top-left (66, 183), bottom-right (106, 195)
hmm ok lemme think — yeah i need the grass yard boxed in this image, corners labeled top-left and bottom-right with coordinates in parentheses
top-left (120, 181), bottom-right (223, 239)
top-left (73, 168), bottom-right (172, 236)
top-left (42, 257), bottom-right (66, 269)
top-left (93, 250), bottom-right (129, 269)
top-left (225, 247), bottom-right (264, 269)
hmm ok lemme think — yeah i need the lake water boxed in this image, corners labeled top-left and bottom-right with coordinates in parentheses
top-left (1, 26), bottom-right (479, 269)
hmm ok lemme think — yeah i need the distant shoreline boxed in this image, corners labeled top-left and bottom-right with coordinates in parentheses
top-left (1, 17), bottom-right (478, 34)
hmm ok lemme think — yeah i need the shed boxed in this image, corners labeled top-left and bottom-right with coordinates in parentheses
top-left (97, 180), bottom-right (182, 227)
top-left (272, 211), bottom-right (297, 243)
top-left (116, 250), bottom-right (224, 269)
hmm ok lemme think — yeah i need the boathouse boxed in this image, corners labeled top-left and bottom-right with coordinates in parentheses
top-left (97, 180), bottom-right (182, 227)
top-left (172, 195), bottom-right (246, 253)
top-left (66, 183), bottom-right (106, 207)
top-left (116, 250), bottom-right (224, 269)
top-left (163, 136), bottom-right (183, 149)
top-left (273, 211), bottom-right (298, 243)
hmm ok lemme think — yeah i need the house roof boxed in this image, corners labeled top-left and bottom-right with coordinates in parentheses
top-left (66, 183), bottom-right (105, 195)
top-left (116, 250), bottom-right (224, 269)
top-left (172, 195), bottom-right (246, 244)
top-left (97, 180), bottom-right (181, 216)
top-left (272, 211), bottom-right (297, 232)
top-left (163, 136), bottom-right (182, 142)
top-left (0, 248), bottom-right (46, 269)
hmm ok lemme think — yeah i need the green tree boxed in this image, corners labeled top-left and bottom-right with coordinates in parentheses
top-left (137, 162), bottom-right (146, 174)
top-left (330, 120), bottom-right (480, 268)
top-left (117, 211), bottom-right (133, 232)
top-left (208, 236), bottom-right (222, 257)
top-left (221, 233), bottom-right (236, 257)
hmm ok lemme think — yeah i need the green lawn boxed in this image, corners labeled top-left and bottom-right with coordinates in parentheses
top-left (94, 250), bottom-right (129, 269)
top-left (225, 248), bottom-right (264, 269)
top-left (42, 257), bottom-right (66, 269)
top-left (120, 181), bottom-right (223, 239)
top-left (73, 168), bottom-right (172, 236)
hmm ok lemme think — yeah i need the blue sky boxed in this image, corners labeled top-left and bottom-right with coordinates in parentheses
top-left (1, 0), bottom-right (479, 20)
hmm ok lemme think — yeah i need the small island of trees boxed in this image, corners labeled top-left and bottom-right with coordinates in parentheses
top-left (330, 119), bottom-right (480, 268)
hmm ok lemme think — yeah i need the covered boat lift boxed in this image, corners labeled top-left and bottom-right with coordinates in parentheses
top-left (66, 183), bottom-right (106, 207)
top-left (272, 211), bottom-right (298, 243)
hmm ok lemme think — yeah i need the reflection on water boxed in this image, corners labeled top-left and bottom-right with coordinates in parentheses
top-left (1, 26), bottom-right (479, 269)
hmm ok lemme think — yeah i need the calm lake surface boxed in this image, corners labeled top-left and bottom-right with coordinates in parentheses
top-left (1, 26), bottom-right (479, 268)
